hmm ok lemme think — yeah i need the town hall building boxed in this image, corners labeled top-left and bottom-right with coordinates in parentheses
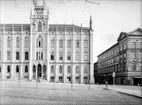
top-left (0, 0), bottom-right (94, 83)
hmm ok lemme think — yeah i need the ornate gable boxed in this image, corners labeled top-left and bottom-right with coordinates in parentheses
top-left (128, 28), bottom-right (142, 35)
top-left (117, 32), bottom-right (127, 42)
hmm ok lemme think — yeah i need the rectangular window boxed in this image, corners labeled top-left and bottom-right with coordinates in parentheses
top-left (124, 53), bottom-right (126, 58)
top-left (131, 42), bottom-right (136, 48)
top-left (84, 40), bottom-right (88, 48)
top-left (138, 51), bottom-right (142, 59)
top-left (7, 51), bottom-right (10, 60)
top-left (16, 52), bottom-right (20, 60)
top-left (130, 52), bottom-right (136, 59)
top-left (76, 52), bottom-right (80, 61)
top-left (67, 40), bottom-right (71, 48)
top-left (51, 40), bottom-right (55, 48)
top-left (25, 52), bottom-right (28, 60)
top-left (139, 42), bottom-right (142, 49)
top-left (120, 45), bottom-right (123, 51)
top-left (0, 39), bottom-right (1, 49)
top-left (67, 52), bottom-right (71, 60)
top-left (84, 52), bottom-right (88, 61)
top-left (59, 40), bottom-right (63, 48)
top-left (76, 40), bottom-right (80, 48)
top-left (59, 52), bottom-right (63, 60)
top-left (0, 51), bottom-right (1, 60)
top-left (123, 43), bottom-right (126, 49)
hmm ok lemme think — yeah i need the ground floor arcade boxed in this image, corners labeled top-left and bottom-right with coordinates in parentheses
top-left (0, 63), bottom-right (94, 84)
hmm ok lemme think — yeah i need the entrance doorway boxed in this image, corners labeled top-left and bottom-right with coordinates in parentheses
top-left (37, 64), bottom-right (42, 78)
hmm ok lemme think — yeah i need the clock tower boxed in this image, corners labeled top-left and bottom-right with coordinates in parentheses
top-left (29, 0), bottom-right (49, 80)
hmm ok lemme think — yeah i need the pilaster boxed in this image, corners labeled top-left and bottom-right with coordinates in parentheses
top-left (11, 24), bottom-right (14, 80)
top-left (1, 25), bottom-right (5, 80)
top-left (29, 24), bottom-right (33, 80)
top-left (89, 29), bottom-right (94, 83)
top-left (20, 25), bottom-right (23, 79)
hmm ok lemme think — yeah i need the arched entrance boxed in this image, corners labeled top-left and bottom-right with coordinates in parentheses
top-left (37, 64), bottom-right (42, 78)
top-left (43, 65), bottom-right (46, 80)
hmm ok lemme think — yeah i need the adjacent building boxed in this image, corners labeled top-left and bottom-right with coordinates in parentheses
top-left (97, 28), bottom-right (142, 85)
top-left (0, 0), bottom-right (94, 84)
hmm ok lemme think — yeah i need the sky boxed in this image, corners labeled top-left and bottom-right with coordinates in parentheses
top-left (0, 0), bottom-right (141, 62)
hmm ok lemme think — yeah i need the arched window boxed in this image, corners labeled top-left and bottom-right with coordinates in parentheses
top-left (51, 52), bottom-right (54, 60)
top-left (39, 52), bottom-right (40, 60)
top-left (51, 66), bottom-right (54, 73)
top-left (36, 35), bottom-right (43, 48)
top-left (59, 66), bottom-right (62, 73)
top-left (25, 37), bottom-right (28, 48)
top-left (16, 37), bottom-right (20, 48)
top-left (67, 66), bottom-right (71, 73)
top-left (16, 65), bottom-right (19, 73)
top-left (36, 38), bottom-right (38, 47)
top-left (7, 65), bottom-right (10, 73)
top-left (76, 66), bottom-right (79, 73)
top-left (16, 52), bottom-right (20, 60)
top-left (38, 21), bottom-right (42, 32)
top-left (25, 65), bottom-right (28, 73)
top-left (76, 40), bottom-right (80, 48)
top-left (7, 37), bottom-right (11, 47)
top-left (33, 65), bottom-right (36, 73)
top-left (84, 65), bottom-right (88, 73)
top-left (41, 52), bottom-right (43, 60)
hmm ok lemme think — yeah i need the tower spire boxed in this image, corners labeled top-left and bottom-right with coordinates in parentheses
top-left (33, 0), bottom-right (37, 6)
top-left (90, 15), bottom-right (93, 30)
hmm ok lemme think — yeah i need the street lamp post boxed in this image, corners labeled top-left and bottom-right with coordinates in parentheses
top-left (112, 72), bottom-right (116, 90)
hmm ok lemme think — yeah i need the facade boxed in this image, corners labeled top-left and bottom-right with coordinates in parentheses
top-left (0, 0), bottom-right (94, 84)
top-left (97, 28), bottom-right (142, 85)
top-left (94, 62), bottom-right (100, 84)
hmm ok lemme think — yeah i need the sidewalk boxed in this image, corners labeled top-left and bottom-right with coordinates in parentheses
top-left (95, 85), bottom-right (142, 98)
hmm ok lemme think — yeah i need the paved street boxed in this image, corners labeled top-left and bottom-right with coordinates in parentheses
top-left (0, 81), bottom-right (142, 105)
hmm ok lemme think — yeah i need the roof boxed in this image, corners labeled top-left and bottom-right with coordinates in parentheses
top-left (0, 24), bottom-right (30, 31)
top-left (0, 24), bottom-right (90, 32)
top-left (98, 27), bottom-right (142, 57)
top-left (97, 43), bottom-right (119, 57)
top-left (49, 24), bottom-right (89, 32)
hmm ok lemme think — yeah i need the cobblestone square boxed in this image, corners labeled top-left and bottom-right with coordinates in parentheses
top-left (0, 81), bottom-right (141, 105)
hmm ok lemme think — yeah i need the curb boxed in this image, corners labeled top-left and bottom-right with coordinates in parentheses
top-left (116, 91), bottom-right (142, 99)
top-left (102, 87), bottom-right (142, 99)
